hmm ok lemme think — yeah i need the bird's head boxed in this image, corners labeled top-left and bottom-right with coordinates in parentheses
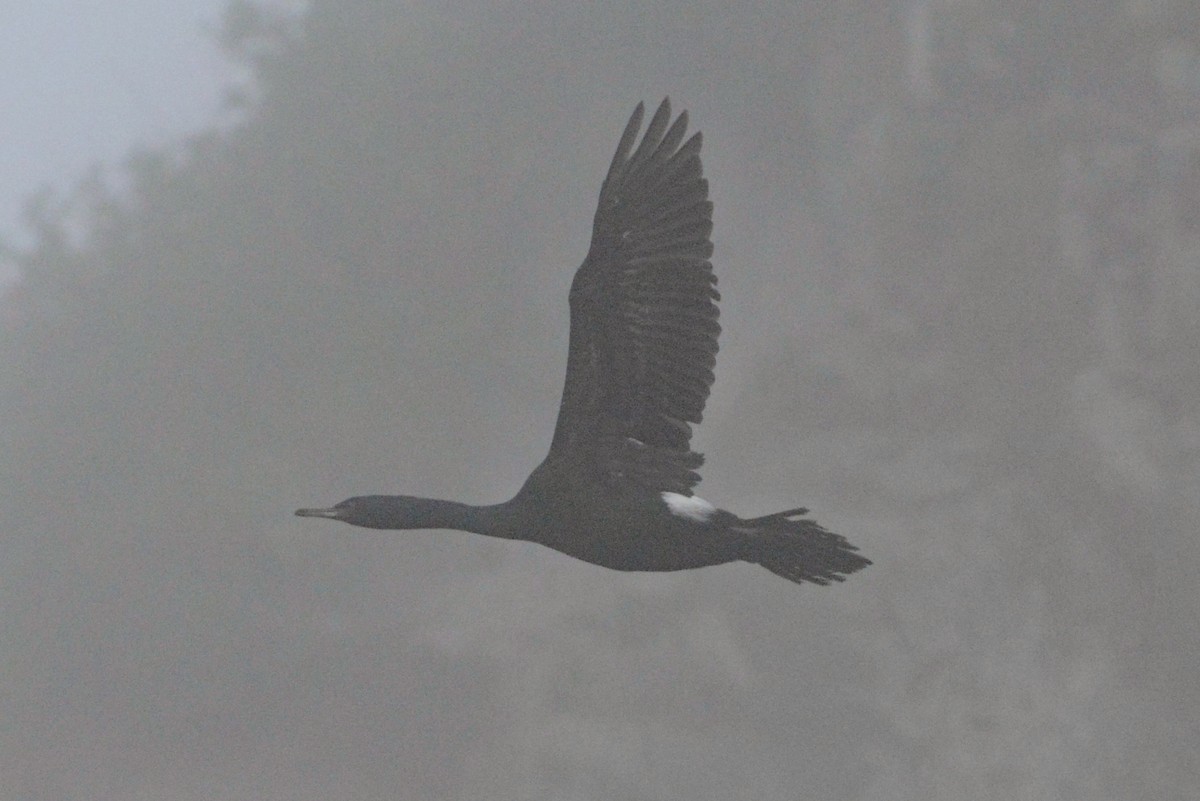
top-left (295, 495), bottom-right (457, 530)
top-left (295, 495), bottom-right (400, 529)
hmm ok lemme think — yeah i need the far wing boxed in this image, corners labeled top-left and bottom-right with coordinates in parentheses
top-left (549, 99), bottom-right (719, 493)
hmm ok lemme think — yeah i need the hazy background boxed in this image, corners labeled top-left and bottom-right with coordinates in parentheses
top-left (0, 0), bottom-right (255, 256)
top-left (2, 1), bottom-right (1197, 798)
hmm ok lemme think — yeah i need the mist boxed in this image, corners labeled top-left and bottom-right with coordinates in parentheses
top-left (2, 1), bottom-right (1197, 798)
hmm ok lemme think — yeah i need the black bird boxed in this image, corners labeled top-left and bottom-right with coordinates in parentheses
top-left (296, 99), bottom-right (870, 587)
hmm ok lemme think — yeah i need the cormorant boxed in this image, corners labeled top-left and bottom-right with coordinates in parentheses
top-left (296, 99), bottom-right (870, 587)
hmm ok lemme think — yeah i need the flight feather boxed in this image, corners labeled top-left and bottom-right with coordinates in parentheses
top-left (550, 99), bottom-right (719, 493)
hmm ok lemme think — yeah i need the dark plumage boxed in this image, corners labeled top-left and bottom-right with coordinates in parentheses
top-left (296, 99), bottom-right (870, 587)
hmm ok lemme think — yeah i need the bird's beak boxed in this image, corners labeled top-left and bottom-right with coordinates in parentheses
top-left (295, 507), bottom-right (341, 519)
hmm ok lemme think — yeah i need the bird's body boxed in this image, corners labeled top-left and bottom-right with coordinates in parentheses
top-left (503, 462), bottom-right (739, 572)
top-left (297, 99), bottom-right (870, 587)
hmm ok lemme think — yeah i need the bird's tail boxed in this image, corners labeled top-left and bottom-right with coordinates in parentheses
top-left (737, 507), bottom-right (871, 587)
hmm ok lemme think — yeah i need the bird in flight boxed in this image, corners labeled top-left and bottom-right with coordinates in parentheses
top-left (297, 99), bottom-right (870, 587)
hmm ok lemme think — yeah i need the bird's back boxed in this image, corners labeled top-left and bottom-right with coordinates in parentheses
top-left (502, 455), bottom-right (743, 572)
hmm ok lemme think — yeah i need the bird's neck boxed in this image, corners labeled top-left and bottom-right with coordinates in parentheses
top-left (387, 496), bottom-right (511, 537)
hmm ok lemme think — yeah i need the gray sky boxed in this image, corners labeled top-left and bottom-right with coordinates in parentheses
top-left (0, 1), bottom-right (265, 252)
top-left (2, 2), bottom-right (1196, 798)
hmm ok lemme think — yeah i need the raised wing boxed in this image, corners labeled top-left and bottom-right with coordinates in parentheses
top-left (549, 99), bottom-right (719, 493)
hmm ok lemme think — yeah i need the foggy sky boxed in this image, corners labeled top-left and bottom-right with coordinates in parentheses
top-left (2, 1), bottom-right (1197, 799)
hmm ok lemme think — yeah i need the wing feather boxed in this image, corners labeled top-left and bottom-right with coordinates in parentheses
top-left (549, 99), bottom-right (719, 492)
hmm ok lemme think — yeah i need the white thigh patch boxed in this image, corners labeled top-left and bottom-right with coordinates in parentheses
top-left (661, 492), bottom-right (717, 522)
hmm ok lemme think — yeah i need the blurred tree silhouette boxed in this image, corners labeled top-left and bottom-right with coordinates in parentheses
top-left (0, 1), bottom-right (1196, 799)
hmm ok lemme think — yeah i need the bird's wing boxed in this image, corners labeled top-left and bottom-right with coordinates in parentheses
top-left (549, 99), bottom-right (719, 494)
